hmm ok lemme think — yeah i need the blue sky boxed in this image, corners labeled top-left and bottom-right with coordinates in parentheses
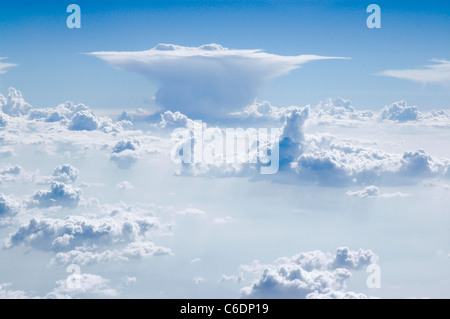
top-left (0, 1), bottom-right (450, 299)
top-left (1, 0), bottom-right (449, 111)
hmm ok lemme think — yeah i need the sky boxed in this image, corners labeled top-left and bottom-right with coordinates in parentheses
top-left (0, 0), bottom-right (449, 111)
top-left (0, 0), bottom-right (450, 299)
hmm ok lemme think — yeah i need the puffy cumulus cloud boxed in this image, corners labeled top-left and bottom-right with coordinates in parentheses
top-left (51, 241), bottom-right (173, 266)
top-left (29, 181), bottom-right (82, 208)
top-left (418, 109), bottom-right (450, 127)
top-left (245, 97), bottom-right (449, 128)
top-left (241, 267), bottom-right (353, 299)
top-left (279, 107), bottom-right (309, 167)
top-left (399, 150), bottom-right (441, 177)
top-left (0, 193), bottom-right (19, 218)
top-left (0, 57), bottom-right (17, 75)
top-left (159, 110), bottom-right (194, 129)
top-left (1, 87), bottom-right (31, 117)
top-left (232, 98), bottom-right (375, 127)
top-left (171, 102), bottom-right (450, 185)
top-left (0, 113), bottom-right (7, 127)
top-left (45, 273), bottom-right (117, 299)
top-left (28, 100), bottom-right (124, 133)
top-left (230, 101), bottom-right (302, 123)
top-left (237, 98), bottom-right (450, 128)
top-left (0, 88), bottom-right (130, 134)
top-left (90, 43), bottom-right (348, 118)
top-left (240, 247), bottom-right (377, 299)
top-left (118, 108), bottom-right (156, 124)
top-left (0, 283), bottom-right (30, 299)
top-left (68, 111), bottom-right (100, 131)
top-left (0, 165), bottom-right (22, 184)
top-left (331, 247), bottom-right (378, 270)
top-left (377, 59), bottom-right (450, 85)
top-left (5, 207), bottom-right (172, 266)
top-left (53, 164), bottom-right (78, 183)
top-left (293, 144), bottom-right (449, 186)
top-left (380, 101), bottom-right (419, 122)
top-left (116, 180), bottom-right (135, 190)
top-left (110, 139), bottom-right (141, 169)
top-left (0, 163), bottom-right (79, 187)
top-left (283, 109), bottom-right (450, 186)
top-left (310, 97), bottom-right (375, 126)
top-left (347, 186), bottom-right (379, 198)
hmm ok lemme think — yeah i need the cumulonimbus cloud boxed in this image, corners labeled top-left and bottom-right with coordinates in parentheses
top-left (89, 44), bottom-right (349, 118)
top-left (377, 59), bottom-right (450, 85)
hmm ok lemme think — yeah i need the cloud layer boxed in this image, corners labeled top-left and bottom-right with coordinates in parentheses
top-left (5, 205), bottom-right (172, 266)
top-left (240, 247), bottom-right (377, 299)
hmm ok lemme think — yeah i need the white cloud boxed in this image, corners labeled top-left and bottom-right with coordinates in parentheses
top-left (51, 241), bottom-right (173, 266)
top-left (110, 140), bottom-right (140, 169)
top-left (116, 180), bottom-right (135, 190)
top-left (5, 207), bottom-right (172, 266)
top-left (237, 97), bottom-right (450, 128)
top-left (1, 88), bottom-right (31, 117)
top-left (331, 247), bottom-right (378, 270)
top-left (213, 216), bottom-right (233, 224)
top-left (27, 98), bottom-right (126, 133)
top-left (90, 43), bottom-right (348, 118)
top-left (53, 164), bottom-right (79, 183)
top-left (159, 111), bottom-right (193, 129)
top-left (68, 111), bottom-right (100, 131)
top-left (46, 273), bottom-right (117, 298)
top-left (347, 186), bottom-right (379, 197)
top-left (125, 276), bottom-right (137, 285)
top-left (219, 275), bottom-right (242, 283)
top-left (0, 283), bottom-right (30, 299)
top-left (377, 59), bottom-right (450, 85)
top-left (231, 100), bottom-right (303, 123)
top-left (193, 276), bottom-right (205, 284)
top-left (380, 101), bottom-right (419, 122)
top-left (347, 186), bottom-right (411, 198)
top-left (175, 103), bottom-right (450, 186)
top-left (190, 257), bottom-right (202, 264)
top-left (0, 193), bottom-right (19, 218)
top-left (118, 108), bottom-right (156, 123)
top-left (286, 109), bottom-right (450, 186)
top-left (378, 192), bottom-right (411, 198)
top-left (0, 165), bottom-right (23, 185)
top-left (436, 250), bottom-right (450, 258)
top-left (0, 58), bottom-right (17, 75)
top-left (240, 247), bottom-right (377, 299)
top-left (177, 207), bottom-right (207, 218)
top-left (29, 181), bottom-right (82, 208)
top-left (306, 290), bottom-right (371, 299)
